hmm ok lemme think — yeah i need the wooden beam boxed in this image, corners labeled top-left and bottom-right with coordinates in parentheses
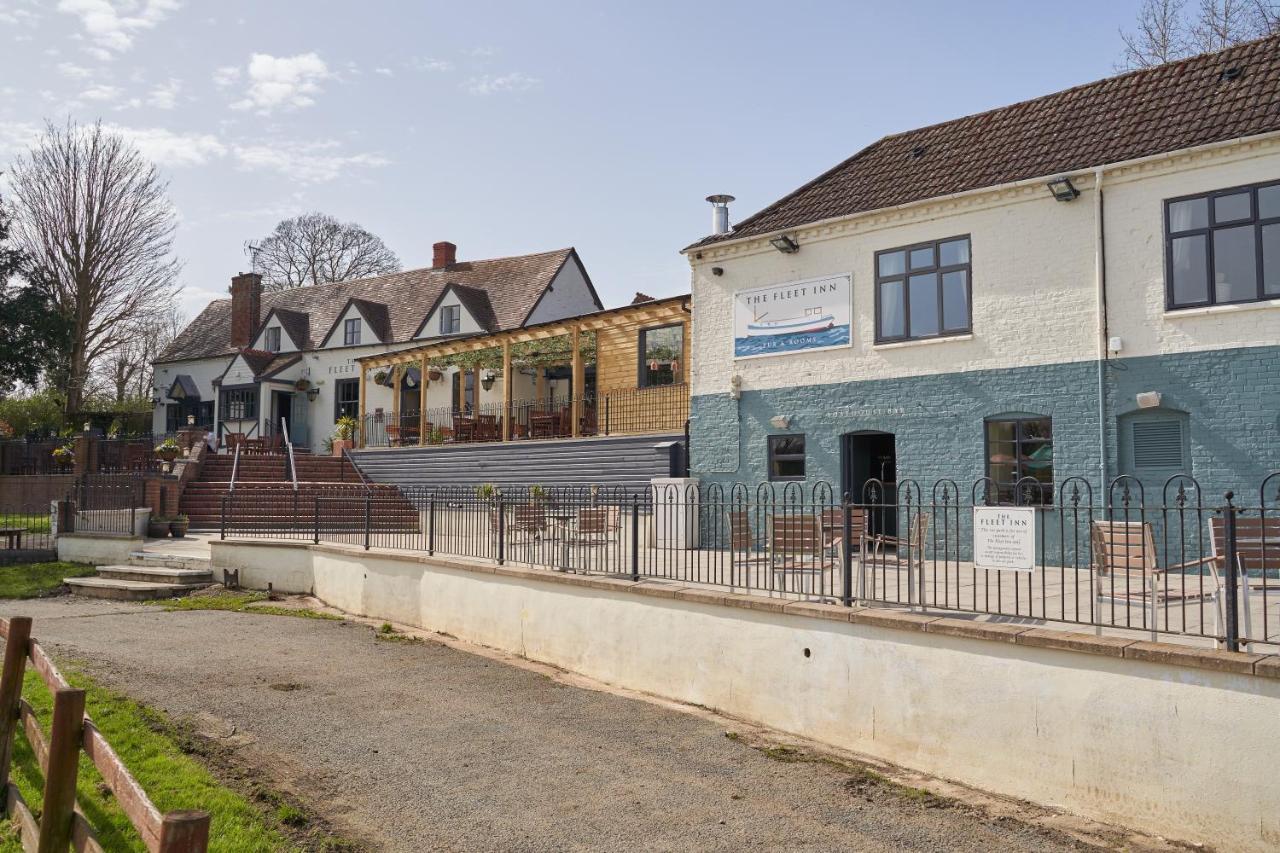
top-left (501, 340), bottom-right (512, 442)
top-left (571, 324), bottom-right (583, 439)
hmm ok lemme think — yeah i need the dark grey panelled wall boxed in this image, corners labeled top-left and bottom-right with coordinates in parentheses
top-left (351, 434), bottom-right (682, 493)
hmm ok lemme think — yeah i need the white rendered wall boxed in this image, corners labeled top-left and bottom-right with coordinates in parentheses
top-left (212, 540), bottom-right (1280, 852)
top-left (526, 254), bottom-right (602, 324)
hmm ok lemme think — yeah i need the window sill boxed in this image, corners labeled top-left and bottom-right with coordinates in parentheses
top-left (1165, 299), bottom-right (1280, 318)
top-left (872, 334), bottom-right (973, 351)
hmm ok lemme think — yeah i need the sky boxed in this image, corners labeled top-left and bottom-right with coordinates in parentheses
top-left (0, 0), bottom-right (1147, 321)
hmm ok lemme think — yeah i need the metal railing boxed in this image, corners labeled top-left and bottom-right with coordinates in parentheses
top-left (281, 417), bottom-right (298, 492)
top-left (63, 474), bottom-right (146, 536)
top-left (219, 473), bottom-right (1280, 652)
top-left (228, 442), bottom-right (242, 493)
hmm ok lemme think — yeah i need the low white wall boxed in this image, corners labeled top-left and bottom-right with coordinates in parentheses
top-left (57, 533), bottom-right (144, 565)
top-left (211, 540), bottom-right (1280, 851)
top-left (72, 507), bottom-right (150, 538)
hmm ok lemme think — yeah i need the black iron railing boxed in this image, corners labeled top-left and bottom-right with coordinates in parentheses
top-left (220, 473), bottom-right (1280, 652)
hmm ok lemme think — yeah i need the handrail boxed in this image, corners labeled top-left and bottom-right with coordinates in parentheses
top-left (228, 442), bottom-right (241, 493)
top-left (282, 417), bottom-right (298, 492)
top-left (342, 446), bottom-right (372, 494)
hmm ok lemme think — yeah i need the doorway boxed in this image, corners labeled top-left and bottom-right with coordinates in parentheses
top-left (842, 431), bottom-right (897, 535)
top-left (271, 391), bottom-right (294, 442)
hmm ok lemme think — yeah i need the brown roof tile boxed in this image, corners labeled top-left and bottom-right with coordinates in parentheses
top-left (160, 247), bottom-right (577, 363)
top-left (690, 35), bottom-right (1280, 248)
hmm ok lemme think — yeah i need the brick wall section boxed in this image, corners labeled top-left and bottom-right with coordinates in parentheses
top-left (0, 475), bottom-right (75, 513)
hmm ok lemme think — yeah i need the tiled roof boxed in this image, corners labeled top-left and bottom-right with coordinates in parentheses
top-left (448, 284), bottom-right (498, 332)
top-left (349, 299), bottom-right (391, 344)
top-left (268, 308), bottom-right (311, 350)
top-left (258, 353), bottom-right (302, 379)
top-left (237, 350), bottom-right (279, 377)
top-left (159, 247), bottom-right (577, 362)
top-left (690, 34), bottom-right (1280, 248)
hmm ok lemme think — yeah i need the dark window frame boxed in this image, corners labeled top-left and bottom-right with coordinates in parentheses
top-left (263, 326), bottom-right (281, 352)
top-left (637, 322), bottom-right (684, 388)
top-left (767, 434), bottom-right (806, 482)
top-left (440, 305), bottom-right (461, 335)
top-left (1164, 179), bottom-right (1280, 310)
top-left (874, 234), bottom-right (972, 344)
top-left (334, 378), bottom-right (360, 422)
top-left (219, 386), bottom-right (258, 421)
top-left (983, 415), bottom-right (1053, 505)
top-left (343, 318), bottom-right (361, 347)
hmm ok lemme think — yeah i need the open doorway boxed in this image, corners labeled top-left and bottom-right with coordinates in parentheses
top-left (842, 431), bottom-right (897, 535)
top-left (271, 391), bottom-right (294, 444)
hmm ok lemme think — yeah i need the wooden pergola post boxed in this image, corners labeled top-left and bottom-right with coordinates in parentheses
top-left (501, 340), bottom-right (512, 442)
top-left (419, 354), bottom-right (428, 445)
top-left (571, 325), bottom-right (583, 439)
top-left (391, 365), bottom-right (401, 444)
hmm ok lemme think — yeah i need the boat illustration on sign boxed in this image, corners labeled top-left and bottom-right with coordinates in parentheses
top-left (745, 306), bottom-right (836, 337)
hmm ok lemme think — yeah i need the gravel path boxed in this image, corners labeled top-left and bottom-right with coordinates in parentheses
top-left (3, 597), bottom-right (1092, 852)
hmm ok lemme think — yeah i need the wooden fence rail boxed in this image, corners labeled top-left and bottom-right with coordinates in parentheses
top-left (0, 617), bottom-right (209, 852)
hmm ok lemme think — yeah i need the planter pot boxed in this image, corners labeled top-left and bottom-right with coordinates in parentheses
top-left (147, 521), bottom-right (170, 539)
top-left (332, 438), bottom-right (354, 457)
top-left (156, 449), bottom-right (179, 463)
top-left (169, 519), bottom-right (189, 538)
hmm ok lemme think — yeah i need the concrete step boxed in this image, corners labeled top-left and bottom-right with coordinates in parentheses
top-left (64, 577), bottom-right (211, 601)
top-left (128, 551), bottom-right (212, 571)
top-left (98, 565), bottom-right (213, 584)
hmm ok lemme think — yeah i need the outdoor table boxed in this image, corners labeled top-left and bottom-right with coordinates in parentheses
top-left (0, 528), bottom-right (27, 549)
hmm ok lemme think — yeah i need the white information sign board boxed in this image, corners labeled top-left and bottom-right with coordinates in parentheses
top-left (972, 506), bottom-right (1036, 572)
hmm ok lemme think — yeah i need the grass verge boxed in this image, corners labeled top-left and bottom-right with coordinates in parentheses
top-left (0, 562), bottom-right (95, 599)
top-left (0, 668), bottom-right (296, 852)
top-left (148, 591), bottom-right (340, 620)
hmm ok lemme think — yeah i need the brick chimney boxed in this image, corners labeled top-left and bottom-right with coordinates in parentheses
top-left (229, 272), bottom-right (262, 349)
top-left (432, 241), bottom-right (457, 269)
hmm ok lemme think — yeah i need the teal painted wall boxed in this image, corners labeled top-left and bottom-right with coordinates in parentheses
top-left (691, 344), bottom-right (1280, 506)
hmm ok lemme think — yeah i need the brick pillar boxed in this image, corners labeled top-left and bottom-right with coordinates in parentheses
top-left (143, 477), bottom-right (163, 517)
top-left (73, 434), bottom-right (95, 476)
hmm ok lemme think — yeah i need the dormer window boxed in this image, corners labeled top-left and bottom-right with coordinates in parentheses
top-left (264, 327), bottom-right (281, 352)
top-left (441, 305), bottom-right (461, 335)
top-left (344, 318), bottom-right (361, 346)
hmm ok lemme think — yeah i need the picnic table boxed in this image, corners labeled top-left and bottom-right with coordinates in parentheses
top-left (0, 527), bottom-right (28, 549)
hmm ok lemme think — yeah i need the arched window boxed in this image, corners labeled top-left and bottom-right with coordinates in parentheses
top-left (984, 415), bottom-right (1053, 504)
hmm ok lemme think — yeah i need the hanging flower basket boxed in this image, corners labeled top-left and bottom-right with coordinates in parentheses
top-left (294, 378), bottom-right (311, 391)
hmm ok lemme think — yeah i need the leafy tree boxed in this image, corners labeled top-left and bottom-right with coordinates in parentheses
top-left (248, 212), bottom-right (401, 291)
top-left (0, 188), bottom-right (71, 399)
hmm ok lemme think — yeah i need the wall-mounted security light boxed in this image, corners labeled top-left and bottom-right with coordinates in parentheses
top-left (1046, 176), bottom-right (1079, 202)
top-left (711, 266), bottom-right (724, 277)
top-left (1136, 391), bottom-right (1163, 409)
top-left (769, 234), bottom-right (800, 254)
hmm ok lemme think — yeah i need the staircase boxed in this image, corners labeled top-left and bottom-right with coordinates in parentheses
top-left (181, 452), bottom-right (417, 532)
top-left (65, 550), bottom-right (214, 601)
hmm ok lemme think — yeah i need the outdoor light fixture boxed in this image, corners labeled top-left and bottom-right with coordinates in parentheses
top-left (306, 387), bottom-right (320, 402)
top-left (1047, 176), bottom-right (1080, 202)
top-left (769, 234), bottom-right (800, 254)
top-left (481, 371), bottom-right (496, 391)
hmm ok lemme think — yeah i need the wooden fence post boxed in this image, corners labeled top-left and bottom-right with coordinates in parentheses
top-left (37, 687), bottom-right (85, 853)
top-left (0, 617), bottom-right (31, 805)
top-left (158, 810), bottom-right (211, 853)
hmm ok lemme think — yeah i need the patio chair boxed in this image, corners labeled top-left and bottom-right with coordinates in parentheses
top-left (530, 411), bottom-right (557, 439)
top-left (859, 513), bottom-right (929, 605)
top-left (452, 417), bottom-right (475, 443)
top-left (475, 415), bottom-right (499, 442)
top-left (509, 504), bottom-right (548, 544)
top-left (1089, 520), bottom-right (1222, 642)
top-left (224, 433), bottom-right (245, 453)
top-left (1207, 516), bottom-right (1273, 648)
top-left (768, 513), bottom-right (828, 595)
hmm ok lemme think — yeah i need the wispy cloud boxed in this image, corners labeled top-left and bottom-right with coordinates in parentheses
top-left (56, 0), bottom-right (180, 58)
top-left (229, 52), bottom-right (330, 114)
top-left (109, 125), bottom-right (226, 167)
top-left (0, 4), bottom-right (39, 28)
top-left (373, 67), bottom-right (394, 77)
top-left (464, 71), bottom-right (539, 96)
top-left (147, 77), bottom-right (181, 109)
top-left (407, 56), bottom-right (453, 73)
top-left (79, 83), bottom-right (122, 101)
top-left (56, 61), bottom-right (93, 79)
top-left (211, 65), bottom-right (240, 88)
top-left (232, 140), bottom-right (389, 183)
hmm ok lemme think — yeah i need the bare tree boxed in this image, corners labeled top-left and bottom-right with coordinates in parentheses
top-left (1119, 0), bottom-right (1280, 68)
top-left (1119, 0), bottom-right (1190, 69)
top-left (8, 121), bottom-right (180, 415)
top-left (95, 304), bottom-right (185, 404)
top-left (249, 212), bottom-right (401, 291)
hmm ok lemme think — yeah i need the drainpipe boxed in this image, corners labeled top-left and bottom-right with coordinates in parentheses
top-left (1094, 168), bottom-right (1109, 494)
